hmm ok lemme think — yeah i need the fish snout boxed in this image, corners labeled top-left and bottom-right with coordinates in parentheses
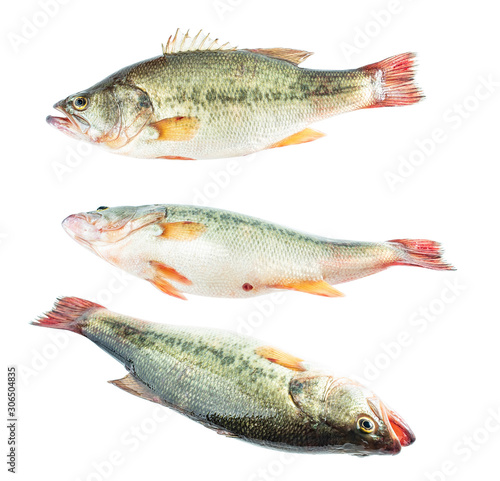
top-left (47, 99), bottom-right (90, 137)
top-left (62, 213), bottom-right (102, 242)
top-left (47, 100), bottom-right (78, 137)
top-left (368, 397), bottom-right (415, 453)
top-left (385, 406), bottom-right (416, 448)
top-left (53, 99), bottom-right (66, 111)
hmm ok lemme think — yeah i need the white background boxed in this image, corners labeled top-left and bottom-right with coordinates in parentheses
top-left (2, 0), bottom-right (499, 480)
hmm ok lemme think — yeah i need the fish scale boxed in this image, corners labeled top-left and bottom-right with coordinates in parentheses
top-left (62, 204), bottom-right (454, 300)
top-left (33, 297), bottom-right (416, 454)
top-left (47, 30), bottom-right (423, 160)
top-left (122, 51), bottom-right (374, 158)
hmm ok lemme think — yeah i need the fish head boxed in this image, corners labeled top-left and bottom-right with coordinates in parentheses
top-left (324, 379), bottom-right (416, 455)
top-left (47, 83), bottom-right (153, 150)
top-left (62, 205), bottom-right (166, 252)
top-left (290, 373), bottom-right (414, 455)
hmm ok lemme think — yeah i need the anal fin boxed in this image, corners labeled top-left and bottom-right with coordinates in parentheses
top-left (269, 280), bottom-right (344, 298)
top-left (268, 128), bottom-right (325, 149)
top-left (109, 374), bottom-right (163, 405)
top-left (156, 155), bottom-right (196, 160)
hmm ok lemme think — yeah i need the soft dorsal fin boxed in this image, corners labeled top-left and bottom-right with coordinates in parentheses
top-left (247, 48), bottom-right (313, 65)
top-left (162, 29), bottom-right (237, 55)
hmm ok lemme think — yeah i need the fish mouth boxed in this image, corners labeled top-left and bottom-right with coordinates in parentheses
top-left (62, 213), bottom-right (103, 247)
top-left (385, 406), bottom-right (416, 447)
top-left (368, 398), bottom-right (415, 454)
top-left (46, 102), bottom-right (90, 139)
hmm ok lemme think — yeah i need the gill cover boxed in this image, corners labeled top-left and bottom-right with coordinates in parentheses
top-left (289, 371), bottom-right (336, 423)
top-left (106, 84), bottom-right (153, 149)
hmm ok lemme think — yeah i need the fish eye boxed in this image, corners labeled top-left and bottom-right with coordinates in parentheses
top-left (73, 96), bottom-right (88, 111)
top-left (96, 206), bottom-right (109, 211)
top-left (358, 416), bottom-right (376, 434)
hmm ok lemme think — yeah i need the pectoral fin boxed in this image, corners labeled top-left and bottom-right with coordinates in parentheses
top-left (149, 260), bottom-right (191, 300)
top-left (255, 345), bottom-right (306, 372)
top-left (269, 280), bottom-right (344, 298)
top-left (109, 374), bottom-right (163, 405)
top-left (151, 116), bottom-right (200, 141)
top-left (268, 128), bottom-right (325, 149)
top-left (198, 421), bottom-right (239, 438)
top-left (158, 221), bottom-right (207, 241)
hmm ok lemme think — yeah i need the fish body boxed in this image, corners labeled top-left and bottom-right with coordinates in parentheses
top-left (33, 297), bottom-right (415, 455)
top-left (62, 205), bottom-right (454, 300)
top-left (47, 31), bottom-right (423, 160)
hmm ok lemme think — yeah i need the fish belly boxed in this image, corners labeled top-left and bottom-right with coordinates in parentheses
top-left (143, 207), bottom-right (332, 297)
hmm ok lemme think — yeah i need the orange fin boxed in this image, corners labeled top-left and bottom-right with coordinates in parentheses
top-left (156, 155), bottom-right (196, 160)
top-left (269, 280), bottom-right (344, 298)
top-left (109, 374), bottom-right (163, 405)
top-left (158, 221), bottom-right (206, 241)
top-left (149, 260), bottom-right (191, 300)
top-left (255, 346), bottom-right (306, 372)
top-left (248, 48), bottom-right (313, 65)
top-left (150, 116), bottom-right (200, 142)
top-left (269, 128), bottom-right (325, 149)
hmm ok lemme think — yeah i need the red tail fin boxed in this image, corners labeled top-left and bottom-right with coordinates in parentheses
top-left (32, 297), bottom-right (104, 334)
top-left (388, 239), bottom-right (455, 271)
top-left (362, 53), bottom-right (424, 108)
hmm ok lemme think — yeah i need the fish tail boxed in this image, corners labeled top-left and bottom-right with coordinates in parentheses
top-left (362, 53), bottom-right (424, 108)
top-left (32, 297), bottom-right (104, 334)
top-left (388, 239), bottom-right (455, 271)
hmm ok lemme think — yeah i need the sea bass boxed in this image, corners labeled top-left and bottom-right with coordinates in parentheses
top-left (62, 205), bottom-right (454, 300)
top-left (47, 30), bottom-right (423, 160)
top-left (33, 297), bottom-right (415, 454)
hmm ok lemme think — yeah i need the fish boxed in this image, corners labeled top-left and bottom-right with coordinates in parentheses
top-left (32, 297), bottom-right (416, 455)
top-left (62, 204), bottom-right (454, 300)
top-left (47, 29), bottom-right (423, 160)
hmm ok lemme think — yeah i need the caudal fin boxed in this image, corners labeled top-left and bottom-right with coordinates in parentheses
top-left (388, 239), bottom-right (455, 271)
top-left (362, 53), bottom-right (424, 108)
top-left (32, 297), bottom-right (104, 334)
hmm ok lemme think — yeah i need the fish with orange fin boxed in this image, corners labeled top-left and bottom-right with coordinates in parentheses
top-left (62, 205), bottom-right (454, 300)
top-left (32, 297), bottom-right (416, 454)
top-left (47, 29), bottom-right (423, 160)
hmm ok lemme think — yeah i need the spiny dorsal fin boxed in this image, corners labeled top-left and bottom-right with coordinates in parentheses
top-left (162, 29), bottom-right (237, 55)
top-left (247, 48), bottom-right (313, 65)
